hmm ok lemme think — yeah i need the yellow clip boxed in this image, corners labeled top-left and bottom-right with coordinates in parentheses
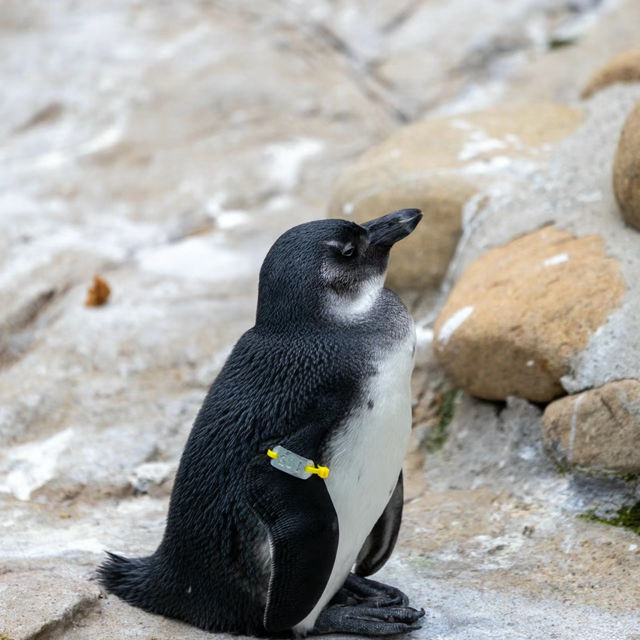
top-left (304, 464), bottom-right (330, 479)
top-left (267, 449), bottom-right (279, 460)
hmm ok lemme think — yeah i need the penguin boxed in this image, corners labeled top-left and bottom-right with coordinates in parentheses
top-left (98, 208), bottom-right (424, 636)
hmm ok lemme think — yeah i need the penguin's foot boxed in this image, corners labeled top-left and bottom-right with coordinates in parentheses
top-left (330, 574), bottom-right (410, 608)
top-left (312, 603), bottom-right (425, 636)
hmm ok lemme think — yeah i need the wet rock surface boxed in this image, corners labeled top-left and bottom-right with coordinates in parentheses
top-left (3, 1), bottom-right (640, 639)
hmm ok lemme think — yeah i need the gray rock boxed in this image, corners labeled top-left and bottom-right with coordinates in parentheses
top-left (129, 461), bottom-right (174, 495)
top-left (0, 570), bottom-right (100, 640)
top-left (503, 0), bottom-right (640, 106)
top-left (60, 596), bottom-right (232, 640)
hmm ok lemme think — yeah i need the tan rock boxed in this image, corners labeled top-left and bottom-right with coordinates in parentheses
top-left (543, 380), bottom-right (640, 473)
top-left (581, 50), bottom-right (640, 99)
top-left (329, 104), bottom-right (583, 291)
top-left (433, 226), bottom-right (625, 402)
top-left (85, 274), bottom-right (111, 307)
top-left (613, 100), bottom-right (640, 231)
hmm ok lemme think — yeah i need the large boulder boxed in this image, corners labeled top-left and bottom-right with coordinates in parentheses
top-left (613, 100), bottom-right (640, 230)
top-left (543, 380), bottom-right (640, 473)
top-left (433, 226), bottom-right (625, 402)
top-left (581, 50), bottom-right (640, 99)
top-left (329, 104), bottom-right (583, 291)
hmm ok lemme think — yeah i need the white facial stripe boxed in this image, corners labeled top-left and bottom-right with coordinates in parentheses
top-left (328, 276), bottom-right (384, 321)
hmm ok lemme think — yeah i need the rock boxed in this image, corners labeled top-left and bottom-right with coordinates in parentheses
top-left (3, 3), bottom-right (640, 639)
top-left (613, 100), bottom-right (640, 230)
top-left (85, 275), bottom-right (111, 307)
top-left (329, 103), bottom-right (583, 292)
top-left (0, 570), bottom-right (100, 640)
top-left (60, 595), bottom-right (217, 640)
top-left (499, 1), bottom-right (640, 106)
top-left (543, 380), bottom-right (640, 473)
top-left (433, 226), bottom-right (625, 402)
top-left (129, 461), bottom-right (174, 495)
top-left (582, 50), bottom-right (640, 99)
top-left (368, 0), bottom-right (606, 119)
top-left (394, 392), bottom-right (640, 638)
top-left (428, 85), bottom-right (640, 396)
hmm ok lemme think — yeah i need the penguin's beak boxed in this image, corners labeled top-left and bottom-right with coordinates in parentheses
top-left (361, 208), bottom-right (422, 247)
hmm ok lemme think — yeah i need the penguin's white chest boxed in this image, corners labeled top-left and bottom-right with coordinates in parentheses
top-left (295, 330), bottom-right (415, 633)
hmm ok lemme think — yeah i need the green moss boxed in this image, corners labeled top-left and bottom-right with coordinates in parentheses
top-left (0, 632), bottom-right (15, 640)
top-left (548, 36), bottom-right (575, 49)
top-left (407, 552), bottom-right (432, 571)
top-left (580, 502), bottom-right (640, 535)
top-left (426, 388), bottom-right (462, 453)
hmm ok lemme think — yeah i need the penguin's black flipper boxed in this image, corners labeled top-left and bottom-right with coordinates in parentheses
top-left (355, 471), bottom-right (403, 577)
top-left (245, 455), bottom-right (339, 634)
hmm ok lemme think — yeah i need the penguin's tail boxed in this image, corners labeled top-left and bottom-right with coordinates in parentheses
top-left (97, 551), bottom-right (157, 609)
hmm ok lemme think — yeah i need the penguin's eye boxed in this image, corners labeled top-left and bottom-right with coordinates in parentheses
top-left (324, 239), bottom-right (358, 259)
top-left (341, 243), bottom-right (355, 258)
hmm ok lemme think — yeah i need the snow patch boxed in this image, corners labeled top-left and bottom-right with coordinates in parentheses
top-left (568, 394), bottom-right (585, 464)
top-left (137, 235), bottom-right (260, 282)
top-left (459, 136), bottom-right (507, 161)
top-left (129, 461), bottom-right (173, 494)
top-left (78, 119), bottom-right (124, 156)
top-left (204, 192), bottom-right (227, 216)
top-left (156, 24), bottom-right (211, 60)
top-left (438, 79), bottom-right (508, 116)
top-left (343, 202), bottom-right (354, 215)
top-left (544, 253), bottom-right (569, 267)
top-left (415, 325), bottom-right (434, 348)
top-left (1, 530), bottom-right (106, 559)
top-left (0, 216), bottom-right (164, 289)
top-left (438, 306), bottom-right (474, 346)
top-left (577, 191), bottom-right (602, 204)
top-left (214, 210), bottom-right (250, 230)
top-left (0, 428), bottom-right (74, 501)
top-left (264, 138), bottom-right (324, 191)
top-left (463, 155), bottom-right (540, 176)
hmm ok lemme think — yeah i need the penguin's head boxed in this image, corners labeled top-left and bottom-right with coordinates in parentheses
top-left (256, 208), bottom-right (422, 326)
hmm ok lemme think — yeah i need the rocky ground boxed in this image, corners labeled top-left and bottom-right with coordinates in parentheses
top-left (2, 1), bottom-right (640, 638)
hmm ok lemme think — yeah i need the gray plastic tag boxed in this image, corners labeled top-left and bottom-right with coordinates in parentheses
top-left (270, 445), bottom-right (313, 480)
